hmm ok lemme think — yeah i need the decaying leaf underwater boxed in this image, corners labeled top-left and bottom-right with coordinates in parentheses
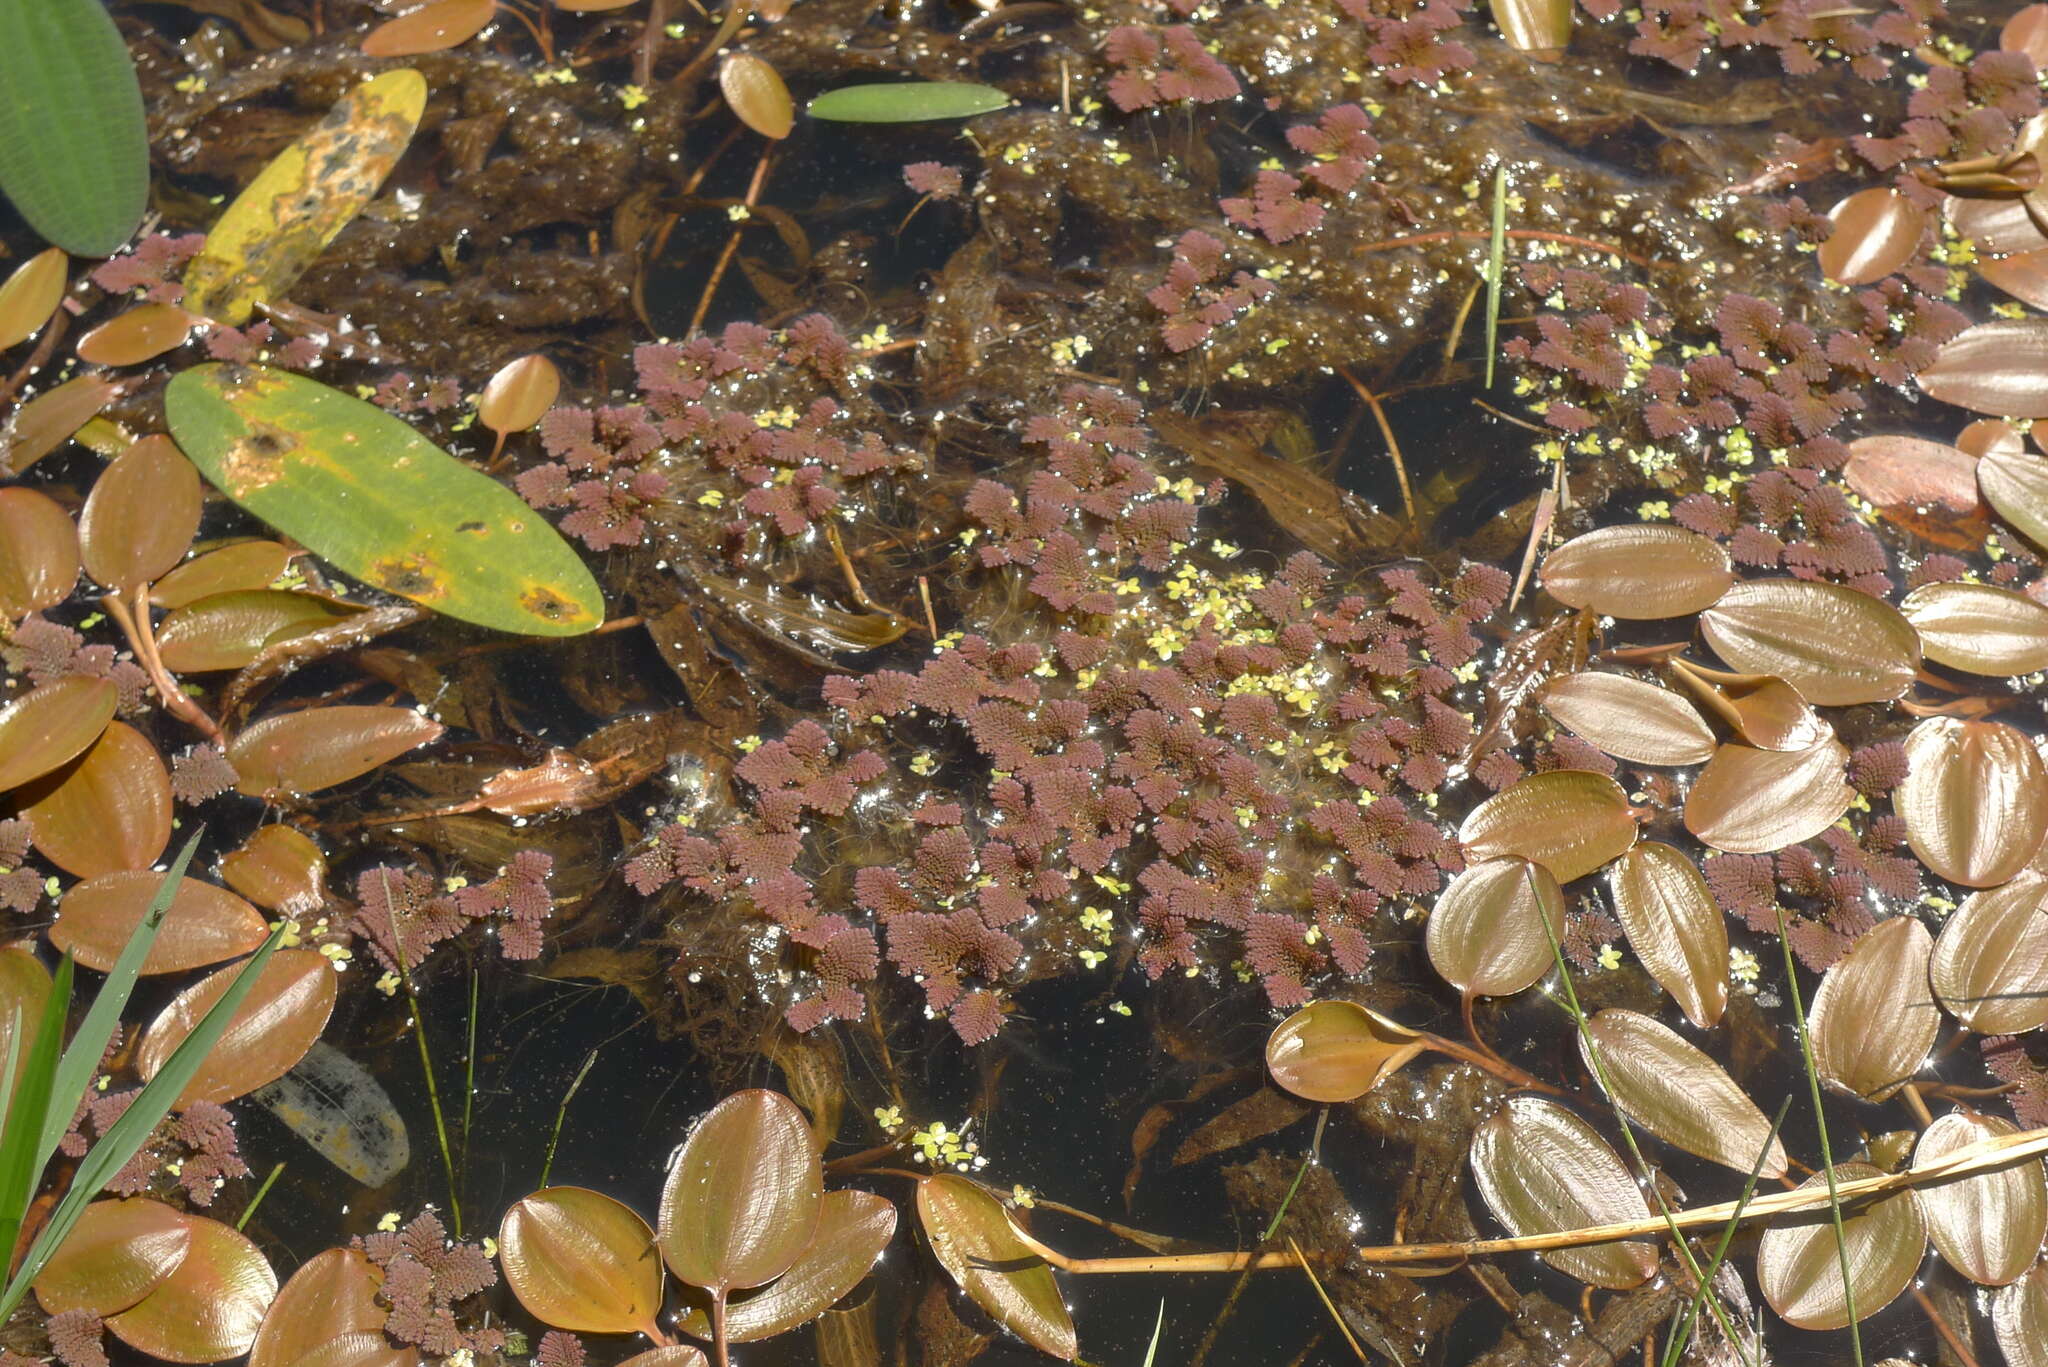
top-left (19, 0), bottom-right (2048, 1365)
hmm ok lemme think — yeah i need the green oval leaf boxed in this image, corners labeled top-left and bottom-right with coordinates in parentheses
top-left (0, 0), bottom-right (147, 255)
top-left (165, 364), bottom-right (603, 636)
top-left (806, 82), bottom-right (1011, 123)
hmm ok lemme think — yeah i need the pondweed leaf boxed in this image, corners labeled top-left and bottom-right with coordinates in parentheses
top-left (1817, 187), bottom-right (1925, 286)
top-left (1920, 317), bottom-right (2048, 417)
top-left (0, 676), bottom-right (115, 795)
top-left (103, 1212), bottom-right (277, 1362)
top-left (182, 70), bottom-right (427, 325)
top-left (1930, 873), bottom-right (2048, 1035)
top-left (247, 1248), bottom-right (396, 1367)
top-left (1468, 1096), bottom-right (1658, 1290)
top-left (1426, 856), bottom-right (1565, 998)
top-left (1756, 1163), bottom-right (1924, 1330)
top-left (1458, 769), bottom-right (1636, 883)
top-left (1898, 717), bottom-right (2048, 887)
top-left (675, 1190), bottom-right (897, 1342)
top-left (1538, 525), bottom-right (1731, 619)
top-left (1265, 1000), bottom-right (1426, 1103)
top-left (1809, 917), bottom-right (1938, 1102)
top-left (19, 721), bottom-right (172, 878)
top-left (32, 1197), bottom-right (190, 1317)
top-left (1537, 672), bottom-right (1714, 767)
top-left (152, 540), bottom-right (296, 610)
top-left (657, 1089), bottom-right (821, 1294)
top-left (1492, 0), bottom-right (1572, 53)
top-left (500, 1187), bottom-right (664, 1337)
top-left (1607, 843), bottom-right (1728, 1029)
top-left (1683, 737), bottom-right (1852, 854)
top-left (806, 82), bottom-right (1012, 122)
top-left (157, 590), bottom-right (363, 674)
top-left (1994, 1264), bottom-right (2048, 1367)
top-left (79, 436), bottom-right (204, 595)
top-left (1913, 1109), bottom-right (2046, 1287)
top-left (477, 355), bottom-right (560, 437)
top-left (226, 705), bottom-right (443, 800)
top-left (1579, 1009), bottom-right (1787, 1177)
top-left (917, 1175), bottom-right (1076, 1359)
top-left (1665, 659), bottom-right (1828, 752)
top-left (361, 0), bottom-right (496, 56)
top-left (0, 487), bottom-right (79, 619)
top-left (52, 872), bottom-right (269, 976)
top-left (1902, 580), bottom-right (2048, 676)
top-left (3, 374), bottom-right (120, 476)
top-left (721, 54), bottom-right (795, 139)
top-left (165, 364), bottom-right (603, 636)
top-left (1700, 578), bottom-right (1920, 705)
top-left (136, 949), bottom-right (338, 1108)
top-left (0, 249), bottom-right (68, 351)
top-left (218, 825), bottom-right (328, 914)
top-left (0, 0), bottom-right (148, 255)
top-left (74, 302), bottom-right (196, 367)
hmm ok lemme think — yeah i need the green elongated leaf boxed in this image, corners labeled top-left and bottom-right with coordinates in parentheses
top-left (806, 82), bottom-right (1011, 123)
top-left (2, 920), bottom-right (287, 1319)
top-left (0, 954), bottom-right (73, 1279)
top-left (165, 365), bottom-right (603, 636)
top-left (0, 0), bottom-right (148, 255)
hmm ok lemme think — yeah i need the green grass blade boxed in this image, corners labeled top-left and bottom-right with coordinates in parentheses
top-left (236, 1161), bottom-right (285, 1232)
top-left (1140, 1298), bottom-right (1165, 1367)
top-left (0, 1005), bottom-right (22, 1143)
top-left (36, 830), bottom-right (204, 1179)
top-left (1261, 1106), bottom-right (1329, 1241)
top-left (0, 923), bottom-right (285, 1319)
top-left (1775, 906), bottom-right (1862, 1367)
top-left (1658, 1097), bottom-right (1790, 1367)
top-left (1483, 164), bottom-right (1507, 389)
top-left (0, 957), bottom-right (71, 1263)
top-left (0, 0), bottom-right (149, 255)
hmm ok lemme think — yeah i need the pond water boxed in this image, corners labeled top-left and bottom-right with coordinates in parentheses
top-left (7, 0), bottom-right (2048, 1364)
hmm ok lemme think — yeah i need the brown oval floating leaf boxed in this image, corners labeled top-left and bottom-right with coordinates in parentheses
top-left (1810, 916), bottom-right (1938, 1101)
top-left (152, 540), bottom-right (293, 609)
top-left (1914, 1108), bottom-right (2046, 1287)
top-left (79, 435), bottom-right (204, 593)
top-left (228, 705), bottom-right (444, 800)
top-left (676, 1189), bottom-right (898, 1343)
top-left (1756, 1162), bottom-right (1925, 1330)
top-left (0, 675), bottom-right (117, 793)
top-left (1959, 419), bottom-right (2025, 459)
top-left (1459, 770), bottom-right (1636, 883)
top-left (1899, 717), bottom-right (2048, 887)
top-left (1994, 1264), bottom-right (2048, 1367)
top-left (0, 247), bottom-right (66, 351)
top-left (1930, 872), bottom-right (2048, 1035)
top-left (105, 1213), bottom-right (278, 1363)
top-left (477, 354), bottom-right (559, 436)
top-left (0, 487), bottom-right (82, 619)
top-left (1921, 317), bottom-right (2048, 418)
top-left (1844, 435), bottom-right (1983, 513)
top-left (158, 590), bottom-right (361, 674)
top-left (361, 0), bottom-right (495, 57)
top-left (53, 871), bottom-right (269, 975)
top-left (1949, 195), bottom-right (2048, 258)
top-left (1701, 579), bottom-right (1919, 705)
top-left (1903, 580), bottom-right (2048, 676)
top-left (658, 1089), bottom-right (822, 1294)
top-left (1665, 659), bottom-right (1829, 752)
top-left (1468, 1096), bottom-right (1658, 1290)
top-left (271, 1332), bottom-right (417, 1367)
top-left (1978, 249), bottom-right (2048, 312)
top-left (248, 1248), bottom-right (393, 1367)
top-left (2007, 2), bottom-right (2048, 63)
top-left (218, 824), bottom-right (327, 914)
top-left (34, 1197), bottom-right (192, 1316)
top-left (75, 302), bottom-right (195, 367)
top-left (1264, 999), bottom-right (1426, 1103)
top-left (1684, 737), bottom-right (1852, 855)
top-left (1818, 186), bottom-right (1925, 286)
top-left (1537, 673), bottom-right (1714, 767)
top-left (1608, 843), bottom-right (1728, 1028)
top-left (501, 1186), bottom-right (663, 1337)
top-left (721, 53), bottom-right (795, 139)
top-left (1977, 441), bottom-right (2048, 553)
top-left (3, 373), bottom-right (118, 476)
top-left (917, 1175), bottom-right (1076, 1360)
top-left (1581, 1009), bottom-right (1786, 1177)
top-left (1426, 856), bottom-right (1565, 999)
top-left (136, 949), bottom-right (338, 1108)
top-left (1492, 0), bottom-right (1571, 54)
top-left (1539, 525), bottom-right (1732, 619)
top-left (21, 720), bottom-right (172, 878)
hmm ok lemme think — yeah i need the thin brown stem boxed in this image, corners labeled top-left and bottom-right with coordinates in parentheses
top-left (710, 1288), bottom-right (730, 1367)
top-left (1337, 368), bottom-right (1415, 525)
top-left (1421, 1029), bottom-right (1564, 1096)
top-left (1910, 1285), bottom-right (1982, 1367)
top-left (636, 0), bottom-right (668, 87)
top-left (687, 147), bottom-right (774, 337)
top-left (104, 591), bottom-right (224, 743)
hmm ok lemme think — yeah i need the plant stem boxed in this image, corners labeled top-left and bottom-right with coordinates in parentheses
top-left (1483, 163), bottom-right (1506, 388)
top-left (379, 870), bottom-right (462, 1238)
top-left (711, 1289), bottom-right (730, 1367)
top-left (236, 1162), bottom-right (285, 1231)
top-left (1658, 1099), bottom-right (1789, 1367)
top-left (1774, 905), bottom-right (1863, 1366)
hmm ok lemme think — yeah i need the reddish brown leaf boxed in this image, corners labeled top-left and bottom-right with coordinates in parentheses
top-left (1902, 580), bottom-right (2048, 676)
top-left (361, 0), bottom-right (496, 56)
top-left (33, 1198), bottom-right (192, 1317)
top-left (1265, 999), bottom-right (1426, 1103)
top-left (1581, 1009), bottom-right (1786, 1176)
top-left (1899, 717), bottom-right (2048, 887)
top-left (1539, 525), bottom-right (1732, 619)
top-left (105, 1213), bottom-right (278, 1362)
top-left (1700, 578), bottom-right (1920, 705)
top-left (137, 949), bottom-right (338, 1107)
top-left (218, 824), bottom-right (328, 914)
top-left (248, 1249), bottom-right (395, 1367)
top-left (1914, 1109), bottom-right (2046, 1287)
top-left (916, 1175), bottom-right (1075, 1360)
top-left (3, 374), bottom-right (118, 476)
top-left (1459, 770), bottom-right (1637, 883)
top-left (52, 871), bottom-right (269, 975)
top-left (157, 590), bottom-right (361, 673)
top-left (0, 487), bottom-right (81, 620)
top-left (1757, 1162), bottom-right (1925, 1329)
top-left (0, 675), bottom-right (118, 794)
top-left (20, 720), bottom-right (172, 877)
top-left (1818, 186), bottom-right (1925, 285)
top-left (0, 247), bottom-right (67, 351)
top-left (1665, 659), bottom-right (1829, 752)
top-left (1608, 842), bottom-right (1728, 1029)
top-left (1810, 916), bottom-right (1939, 1101)
top-left (152, 540), bottom-right (294, 609)
top-left (1469, 1096), bottom-right (1658, 1290)
top-left (1920, 318), bottom-right (2048, 418)
top-left (500, 1187), bottom-right (664, 1337)
top-left (1843, 435), bottom-right (1983, 513)
top-left (1932, 873), bottom-right (2048, 1035)
top-left (75, 302), bottom-right (196, 367)
top-left (1538, 672), bottom-right (1714, 767)
top-left (1978, 442), bottom-right (2048, 552)
top-left (1683, 737), bottom-right (1852, 855)
top-left (1426, 856), bottom-right (1566, 998)
top-left (674, 1190), bottom-right (898, 1343)
top-left (658, 1090), bottom-right (822, 1294)
top-left (477, 354), bottom-right (559, 436)
top-left (79, 435), bottom-right (205, 592)
top-left (720, 54), bottom-right (795, 138)
top-left (227, 706), bottom-right (444, 800)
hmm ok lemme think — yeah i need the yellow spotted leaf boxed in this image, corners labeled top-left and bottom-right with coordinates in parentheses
top-left (164, 364), bottom-right (603, 636)
top-left (182, 69), bottom-right (428, 325)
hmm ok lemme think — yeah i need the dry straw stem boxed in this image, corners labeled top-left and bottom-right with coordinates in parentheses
top-left (1005, 1124), bottom-right (2048, 1274)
